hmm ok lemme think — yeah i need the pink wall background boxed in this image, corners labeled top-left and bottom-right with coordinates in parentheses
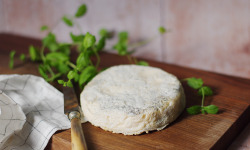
top-left (0, 0), bottom-right (249, 79)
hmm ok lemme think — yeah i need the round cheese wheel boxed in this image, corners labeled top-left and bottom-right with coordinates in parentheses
top-left (80, 65), bottom-right (185, 135)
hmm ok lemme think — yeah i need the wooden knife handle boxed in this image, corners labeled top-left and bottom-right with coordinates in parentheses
top-left (69, 111), bottom-right (88, 150)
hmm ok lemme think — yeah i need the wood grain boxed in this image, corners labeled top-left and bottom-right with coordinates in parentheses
top-left (0, 34), bottom-right (249, 150)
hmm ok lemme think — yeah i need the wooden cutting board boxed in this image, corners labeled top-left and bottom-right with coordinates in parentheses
top-left (0, 33), bottom-right (249, 150)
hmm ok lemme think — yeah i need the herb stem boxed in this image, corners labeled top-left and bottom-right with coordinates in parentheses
top-left (67, 61), bottom-right (77, 69)
top-left (201, 88), bottom-right (205, 107)
top-left (47, 72), bottom-right (63, 82)
top-left (75, 20), bottom-right (83, 34)
top-left (94, 50), bottom-right (100, 68)
top-left (128, 35), bottom-right (157, 50)
top-left (126, 55), bottom-right (133, 64)
top-left (47, 65), bottom-right (55, 77)
top-left (40, 45), bottom-right (46, 62)
top-left (133, 56), bottom-right (138, 64)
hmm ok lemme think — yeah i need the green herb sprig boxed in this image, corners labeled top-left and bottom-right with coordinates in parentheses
top-left (9, 4), bottom-right (167, 90)
top-left (9, 51), bottom-right (16, 69)
top-left (113, 26), bottom-right (168, 66)
top-left (183, 77), bottom-right (219, 115)
top-left (9, 50), bottom-right (26, 69)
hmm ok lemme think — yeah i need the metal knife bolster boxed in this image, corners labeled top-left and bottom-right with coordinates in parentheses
top-left (63, 86), bottom-right (81, 120)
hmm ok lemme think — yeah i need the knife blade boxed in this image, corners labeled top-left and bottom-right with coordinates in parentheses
top-left (63, 85), bottom-right (88, 150)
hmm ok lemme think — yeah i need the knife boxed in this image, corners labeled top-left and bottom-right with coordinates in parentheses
top-left (63, 85), bottom-right (88, 150)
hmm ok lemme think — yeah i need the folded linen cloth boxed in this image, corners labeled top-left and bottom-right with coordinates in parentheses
top-left (0, 75), bottom-right (71, 150)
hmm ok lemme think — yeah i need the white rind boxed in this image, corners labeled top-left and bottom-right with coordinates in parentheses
top-left (80, 65), bottom-right (185, 135)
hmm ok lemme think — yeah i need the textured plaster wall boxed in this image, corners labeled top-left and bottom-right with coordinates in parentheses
top-left (0, 0), bottom-right (249, 79)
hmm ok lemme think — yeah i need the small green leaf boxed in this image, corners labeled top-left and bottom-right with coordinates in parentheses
top-left (62, 16), bottom-right (73, 27)
top-left (201, 108), bottom-right (206, 114)
top-left (113, 31), bottom-right (129, 55)
top-left (137, 61), bottom-right (149, 66)
top-left (67, 71), bottom-right (75, 80)
top-left (119, 49), bottom-right (128, 55)
top-left (45, 52), bottom-right (70, 74)
top-left (198, 86), bottom-right (213, 96)
top-left (75, 4), bottom-right (87, 18)
top-left (99, 28), bottom-right (108, 37)
top-left (76, 52), bottom-right (90, 70)
top-left (79, 66), bottom-right (97, 86)
top-left (9, 50), bottom-right (16, 58)
top-left (58, 63), bottom-right (70, 74)
top-left (83, 32), bottom-right (96, 50)
top-left (38, 65), bottom-right (49, 80)
top-left (19, 54), bottom-right (26, 61)
top-left (186, 77), bottom-right (203, 89)
top-left (29, 46), bottom-right (36, 61)
top-left (99, 28), bottom-right (113, 38)
top-left (118, 32), bottom-right (128, 42)
top-left (66, 80), bottom-right (73, 87)
top-left (29, 45), bottom-right (41, 61)
top-left (49, 43), bottom-right (59, 51)
top-left (42, 33), bottom-right (56, 45)
top-left (96, 37), bottom-right (106, 52)
top-left (204, 105), bottom-right (219, 114)
top-left (187, 105), bottom-right (201, 115)
top-left (70, 32), bottom-right (85, 43)
top-left (42, 33), bottom-right (59, 51)
top-left (9, 50), bottom-right (16, 69)
top-left (113, 43), bottom-right (127, 55)
top-left (158, 26), bottom-right (166, 34)
top-left (58, 43), bottom-right (71, 55)
top-left (40, 25), bottom-right (49, 31)
top-left (58, 80), bottom-right (65, 84)
top-left (45, 52), bottom-right (69, 66)
top-left (73, 71), bottom-right (80, 82)
top-left (39, 64), bottom-right (49, 72)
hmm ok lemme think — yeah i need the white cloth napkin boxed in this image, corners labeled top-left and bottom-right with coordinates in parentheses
top-left (0, 75), bottom-right (71, 150)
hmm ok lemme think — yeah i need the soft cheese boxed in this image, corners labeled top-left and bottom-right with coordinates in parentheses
top-left (80, 65), bottom-right (185, 135)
